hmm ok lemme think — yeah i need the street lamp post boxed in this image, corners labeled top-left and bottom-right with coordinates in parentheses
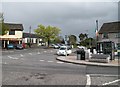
top-left (65, 35), bottom-right (68, 57)
top-left (65, 35), bottom-right (67, 45)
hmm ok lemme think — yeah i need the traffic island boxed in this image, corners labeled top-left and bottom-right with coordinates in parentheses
top-left (56, 56), bottom-right (119, 67)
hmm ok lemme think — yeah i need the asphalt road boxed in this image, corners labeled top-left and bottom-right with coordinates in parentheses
top-left (1, 47), bottom-right (119, 86)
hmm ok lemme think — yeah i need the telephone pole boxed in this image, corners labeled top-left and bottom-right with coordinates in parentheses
top-left (29, 26), bottom-right (31, 47)
top-left (96, 20), bottom-right (99, 42)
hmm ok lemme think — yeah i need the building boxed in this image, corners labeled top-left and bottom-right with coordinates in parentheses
top-left (98, 21), bottom-right (120, 48)
top-left (0, 23), bottom-right (23, 48)
top-left (22, 33), bottom-right (44, 46)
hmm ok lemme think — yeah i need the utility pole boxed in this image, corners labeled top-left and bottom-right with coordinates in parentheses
top-left (96, 20), bottom-right (99, 42)
top-left (29, 26), bottom-right (31, 47)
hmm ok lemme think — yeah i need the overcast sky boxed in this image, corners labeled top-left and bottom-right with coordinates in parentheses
top-left (1, 1), bottom-right (119, 38)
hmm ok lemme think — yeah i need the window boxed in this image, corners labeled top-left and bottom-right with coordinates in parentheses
top-left (116, 32), bottom-right (120, 38)
top-left (9, 30), bottom-right (15, 35)
top-left (117, 43), bottom-right (120, 48)
top-left (103, 33), bottom-right (108, 39)
top-left (36, 39), bottom-right (37, 43)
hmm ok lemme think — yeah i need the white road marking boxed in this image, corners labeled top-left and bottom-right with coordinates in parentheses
top-left (102, 79), bottom-right (120, 85)
top-left (44, 51), bottom-right (47, 53)
top-left (51, 50), bottom-right (53, 52)
top-left (29, 53), bottom-right (32, 55)
top-left (40, 60), bottom-right (45, 62)
top-left (4, 62), bottom-right (7, 64)
top-left (12, 57), bottom-right (19, 60)
top-left (8, 56), bottom-right (13, 59)
top-left (8, 56), bottom-right (18, 60)
top-left (47, 61), bottom-right (53, 62)
top-left (37, 52), bottom-right (41, 54)
top-left (86, 74), bottom-right (91, 87)
top-left (20, 54), bottom-right (24, 57)
top-left (56, 61), bottom-right (64, 64)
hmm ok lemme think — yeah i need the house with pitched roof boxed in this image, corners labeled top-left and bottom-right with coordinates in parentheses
top-left (0, 23), bottom-right (24, 48)
top-left (98, 21), bottom-right (120, 48)
top-left (22, 32), bottom-right (44, 46)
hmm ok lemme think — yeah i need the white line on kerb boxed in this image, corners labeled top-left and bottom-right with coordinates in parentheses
top-left (89, 74), bottom-right (120, 77)
top-left (56, 61), bottom-right (64, 64)
top-left (103, 79), bottom-right (120, 86)
top-left (86, 74), bottom-right (91, 87)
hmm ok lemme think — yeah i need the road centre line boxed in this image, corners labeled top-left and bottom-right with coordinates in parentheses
top-left (8, 56), bottom-right (13, 59)
top-left (86, 74), bottom-right (91, 87)
top-left (40, 60), bottom-right (45, 62)
top-left (47, 61), bottom-right (53, 62)
top-left (102, 79), bottom-right (120, 85)
top-left (8, 56), bottom-right (19, 60)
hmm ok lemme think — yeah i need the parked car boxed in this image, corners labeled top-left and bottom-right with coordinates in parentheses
top-left (57, 46), bottom-right (72, 56)
top-left (15, 44), bottom-right (23, 49)
top-left (50, 44), bottom-right (59, 49)
top-left (115, 47), bottom-right (120, 56)
top-left (7, 44), bottom-right (14, 49)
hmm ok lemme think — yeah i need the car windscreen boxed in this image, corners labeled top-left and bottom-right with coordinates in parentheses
top-left (60, 48), bottom-right (66, 50)
top-left (8, 44), bottom-right (13, 46)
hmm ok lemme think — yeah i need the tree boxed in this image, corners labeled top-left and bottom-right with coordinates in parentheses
top-left (34, 24), bottom-right (61, 47)
top-left (0, 13), bottom-right (9, 35)
top-left (78, 33), bottom-right (88, 41)
top-left (53, 36), bottom-right (64, 44)
top-left (80, 37), bottom-right (95, 48)
top-left (68, 35), bottom-right (77, 45)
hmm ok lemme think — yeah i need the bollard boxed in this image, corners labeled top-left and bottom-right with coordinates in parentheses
top-left (77, 54), bottom-right (81, 60)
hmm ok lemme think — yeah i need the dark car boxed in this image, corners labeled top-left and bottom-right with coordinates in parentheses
top-left (15, 44), bottom-right (23, 49)
top-left (7, 44), bottom-right (14, 49)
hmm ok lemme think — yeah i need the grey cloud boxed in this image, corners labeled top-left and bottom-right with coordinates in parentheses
top-left (2, 2), bottom-right (118, 37)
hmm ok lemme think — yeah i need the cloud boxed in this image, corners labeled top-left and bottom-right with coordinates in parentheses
top-left (2, 2), bottom-right (118, 37)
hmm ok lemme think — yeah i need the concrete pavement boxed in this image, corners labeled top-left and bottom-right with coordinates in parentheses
top-left (56, 56), bottom-right (120, 67)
